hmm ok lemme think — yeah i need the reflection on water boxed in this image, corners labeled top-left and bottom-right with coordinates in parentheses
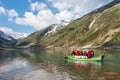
top-left (0, 48), bottom-right (120, 80)
top-left (0, 59), bottom-right (34, 80)
top-left (67, 60), bottom-right (102, 70)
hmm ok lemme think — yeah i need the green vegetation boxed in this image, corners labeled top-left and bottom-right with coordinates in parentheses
top-left (17, 3), bottom-right (120, 48)
top-left (103, 32), bottom-right (120, 46)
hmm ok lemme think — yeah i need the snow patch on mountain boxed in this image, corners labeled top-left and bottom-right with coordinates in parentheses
top-left (0, 31), bottom-right (17, 46)
top-left (0, 31), bottom-right (12, 41)
top-left (0, 27), bottom-right (29, 39)
top-left (44, 20), bottom-right (69, 37)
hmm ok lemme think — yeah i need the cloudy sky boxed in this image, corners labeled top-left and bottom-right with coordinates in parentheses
top-left (0, 0), bottom-right (112, 39)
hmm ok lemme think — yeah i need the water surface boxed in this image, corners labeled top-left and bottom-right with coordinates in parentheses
top-left (0, 48), bottom-right (120, 80)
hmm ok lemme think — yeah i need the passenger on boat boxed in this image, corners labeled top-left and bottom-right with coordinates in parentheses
top-left (71, 50), bottom-right (76, 56)
top-left (75, 51), bottom-right (81, 58)
top-left (91, 50), bottom-right (94, 57)
top-left (82, 51), bottom-right (88, 58)
top-left (87, 51), bottom-right (91, 58)
top-left (79, 51), bottom-right (83, 56)
top-left (75, 51), bottom-right (79, 56)
top-left (83, 51), bottom-right (87, 56)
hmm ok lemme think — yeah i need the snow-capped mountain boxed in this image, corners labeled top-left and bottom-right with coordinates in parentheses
top-left (16, 20), bottom-right (69, 46)
top-left (0, 31), bottom-right (17, 46)
top-left (44, 20), bottom-right (69, 37)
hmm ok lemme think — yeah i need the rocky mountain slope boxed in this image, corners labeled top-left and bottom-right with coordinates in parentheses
top-left (0, 31), bottom-right (17, 47)
top-left (17, 0), bottom-right (120, 49)
top-left (16, 21), bottom-right (69, 47)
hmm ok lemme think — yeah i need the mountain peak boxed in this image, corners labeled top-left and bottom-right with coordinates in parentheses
top-left (0, 30), bottom-right (16, 46)
top-left (78, 0), bottom-right (120, 19)
top-left (17, 0), bottom-right (120, 48)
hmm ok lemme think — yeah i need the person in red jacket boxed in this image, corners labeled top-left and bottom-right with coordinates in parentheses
top-left (79, 51), bottom-right (83, 56)
top-left (87, 51), bottom-right (91, 58)
top-left (83, 51), bottom-right (87, 56)
top-left (75, 51), bottom-right (79, 56)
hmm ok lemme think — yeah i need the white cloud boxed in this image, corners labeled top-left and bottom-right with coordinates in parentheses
top-left (14, 0), bottom-right (113, 30)
top-left (0, 27), bottom-right (29, 39)
top-left (8, 9), bottom-right (18, 17)
top-left (0, 6), bottom-right (18, 21)
top-left (16, 10), bottom-right (57, 30)
top-left (55, 10), bottom-right (74, 22)
top-left (48, 0), bottom-right (76, 11)
top-left (15, 2), bottom-right (57, 30)
top-left (0, 6), bottom-right (6, 15)
top-left (49, 0), bottom-right (113, 19)
top-left (30, 2), bottom-right (47, 12)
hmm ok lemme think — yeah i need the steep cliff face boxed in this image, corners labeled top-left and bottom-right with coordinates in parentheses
top-left (17, 0), bottom-right (120, 48)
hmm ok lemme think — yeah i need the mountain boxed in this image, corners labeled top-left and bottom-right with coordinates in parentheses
top-left (44, 20), bottom-right (69, 37)
top-left (17, 0), bottom-right (120, 49)
top-left (16, 20), bottom-right (69, 47)
top-left (0, 31), bottom-right (17, 47)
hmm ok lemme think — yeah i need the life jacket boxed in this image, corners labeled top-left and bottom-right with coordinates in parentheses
top-left (87, 51), bottom-right (91, 58)
top-left (79, 52), bottom-right (82, 56)
top-left (83, 51), bottom-right (87, 56)
top-left (75, 51), bottom-right (79, 56)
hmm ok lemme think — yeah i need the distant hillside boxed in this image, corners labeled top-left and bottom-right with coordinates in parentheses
top-left (0, 31), bottom-right (17, 47)
top-left (17, 0), bottom-right (120, 49)
top-left (16, 21), bottom-right (69, 48)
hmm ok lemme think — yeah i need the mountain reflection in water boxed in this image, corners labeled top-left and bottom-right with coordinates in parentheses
top-left (0, 48), bottom-right (120, 80)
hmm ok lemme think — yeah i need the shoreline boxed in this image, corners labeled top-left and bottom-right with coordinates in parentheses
top-left (1, 46), bottom-right (120, 51)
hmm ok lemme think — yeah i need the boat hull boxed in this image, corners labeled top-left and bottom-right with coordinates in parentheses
top-left (67, 54), bottom-right (104, 62)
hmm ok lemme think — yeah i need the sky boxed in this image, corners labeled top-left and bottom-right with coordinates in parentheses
top-left (0, 0), bottom-right (113, 39)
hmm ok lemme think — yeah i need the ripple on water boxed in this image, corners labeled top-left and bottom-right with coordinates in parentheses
top-left (14, 69), bottom-right (74, 80)
top-left (104, 71), bottom-right (120, 80)
top-left (95, 72), bottom-right (120, 80)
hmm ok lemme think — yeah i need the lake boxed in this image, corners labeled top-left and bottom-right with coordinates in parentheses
top-left (0, 48), bottom-right (120, 80)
